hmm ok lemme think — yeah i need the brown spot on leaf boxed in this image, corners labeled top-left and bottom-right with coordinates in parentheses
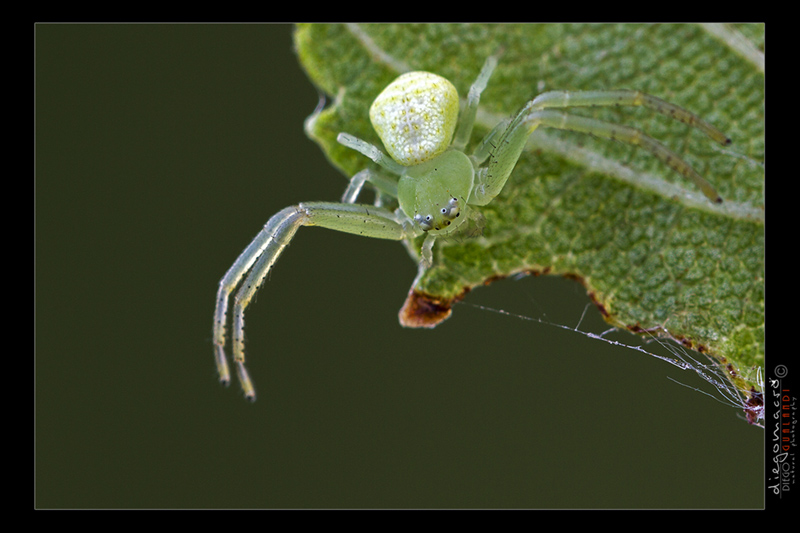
top-left (399, 288), bottom-right (468, 328)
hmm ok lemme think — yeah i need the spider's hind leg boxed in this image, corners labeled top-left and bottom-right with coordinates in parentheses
top-left (470, 89), bottom-right (730, 206)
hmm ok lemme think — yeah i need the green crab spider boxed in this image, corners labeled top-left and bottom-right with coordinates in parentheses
top-left (213, 55), bottom-right (731, 401)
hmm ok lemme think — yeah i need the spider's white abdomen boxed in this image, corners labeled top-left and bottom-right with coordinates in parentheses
top-left (369, 71), bottom-right (459, 166)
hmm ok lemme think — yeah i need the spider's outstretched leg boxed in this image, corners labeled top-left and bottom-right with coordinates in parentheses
top-left (470, 90), bottom-right (730, 206)
top-left (528, 90), bottom-right (731, 146)
top-left (214, 202), bottom-right (409, 400)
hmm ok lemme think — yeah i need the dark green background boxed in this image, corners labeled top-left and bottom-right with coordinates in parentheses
top-left (35, 23), bottom-right (762, 508)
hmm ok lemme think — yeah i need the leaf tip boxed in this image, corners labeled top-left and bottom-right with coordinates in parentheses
top-left (399, 289), bottom-right (458, 328)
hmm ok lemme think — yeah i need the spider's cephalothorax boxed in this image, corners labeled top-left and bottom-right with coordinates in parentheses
top-left (214, 55), bottom-right (731, 401)
top-left (398, 150), bottom-right (474, 235)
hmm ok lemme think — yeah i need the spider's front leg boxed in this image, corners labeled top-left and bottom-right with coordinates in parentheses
top-left (469, 89), bottom-right (731, 206)
top-left (214, 201), bottom-right (409, 401)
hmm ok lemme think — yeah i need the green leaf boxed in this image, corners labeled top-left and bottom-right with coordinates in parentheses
top-left (295, 24), bottom-right (765, 421)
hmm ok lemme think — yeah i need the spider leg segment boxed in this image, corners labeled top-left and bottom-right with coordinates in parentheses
top-left (341, 168), bottom-right (375, 204)
top-left (528, 90), bottom-right (731, 146)
top-left (341, 167), bottom-right (399, 206)
top-left (470, 89), bottom-right (730, 206)
top-left (452, 54), bottom-right (499, 151)
top-left (214, 201), bottom-right (408, 400)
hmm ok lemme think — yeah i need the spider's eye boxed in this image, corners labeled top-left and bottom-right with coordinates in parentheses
top-left (440, 197), bottom-right (460, 220)
top-left (414, 213), bottom-right (433, 232)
